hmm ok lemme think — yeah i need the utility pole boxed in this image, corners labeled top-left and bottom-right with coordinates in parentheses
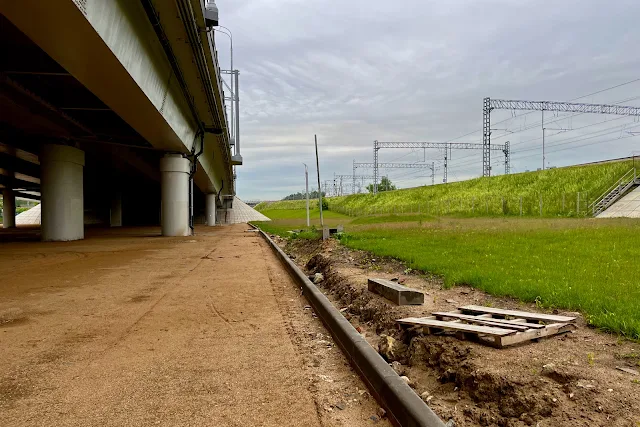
top-left (303, 163), bottom-right (309, 227)
top-left (315, 135), bottom-right (324, 228)
top-left (541, 110), bottom-right (545, 170)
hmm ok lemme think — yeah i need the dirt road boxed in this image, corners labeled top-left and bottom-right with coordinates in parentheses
top-left (0, 225), bottom-right (388, 426)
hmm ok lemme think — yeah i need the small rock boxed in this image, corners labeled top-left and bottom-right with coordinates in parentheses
top-left (398, 278), bottom-right (406, 284)
top-left (446, 299), bottom-right (459, 304)
top-left (616, 366), bottom-right (640, 376)
top-left (369, 415), bottom-right (380, 423)
top-left (444, 420), bottom-right (456, 427)
top-left (335, 402), bottom-right (346, 410)
top-left (356, 326), bottom-right (363, 333)
top-left (607, 388), bottom-right (613, 392)
top-left (339, 307), bottom-right (348, 313)
top-left (596, 405), bottom-right (603, 413)
top-left (420, 391), bottom-right (430, 401)
top-left (542, 363), bottom-right (556, 373)
top-left (376, 407), bottom-right (386, 419)
top-left (400, 376), bottom-right (412, 385)
top-left (390, 361), bottom-right (403, 374)
top-left (313, 273), bottom-right (324, 284)
top-left (577, 380), bottom-right (595, 389)
top-left (569, 393), bottom-right (575, 399)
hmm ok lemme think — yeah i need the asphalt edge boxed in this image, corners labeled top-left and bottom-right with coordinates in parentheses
top-left (253, 227), bottom-right (446, 427)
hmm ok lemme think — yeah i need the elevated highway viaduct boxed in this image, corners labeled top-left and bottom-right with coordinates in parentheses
top-left (0, 0), bottom-right (240, 240)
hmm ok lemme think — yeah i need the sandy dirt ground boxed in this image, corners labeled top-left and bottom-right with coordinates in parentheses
top-left (281, 237), bottom-right (640, 427)
top-left (0, 225), bottom-right (389, 427)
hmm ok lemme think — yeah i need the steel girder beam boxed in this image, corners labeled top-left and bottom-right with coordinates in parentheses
top-left (489, 99), bottom-right (640, 116)
top-left (373, 138), bottom-right (508, 184)
top-left (355, 161), bottom-right (435, 192)
top-left (374, 141), bottom-right (507, 150)
top-left (483, 97), bottom-right (640, 176)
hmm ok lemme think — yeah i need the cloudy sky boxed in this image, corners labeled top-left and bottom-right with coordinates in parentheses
top-left (215, 0), bottom-right (640, 201)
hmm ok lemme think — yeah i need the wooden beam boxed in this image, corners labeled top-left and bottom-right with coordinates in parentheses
top-left (397, 317), bottom-right (516, 336)
top-left (459, 305), bottom-right (576, 323)
top-left (496, 323), bottom-right (576, 348)
top-left (432, 312), bottom-right (538, 331)
top-left (368, 278), bottom-right (424, 305)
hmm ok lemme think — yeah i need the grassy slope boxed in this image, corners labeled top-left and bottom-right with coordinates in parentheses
top-left (331, 160), bottom-right (634, 216)
top-left (340, 218), bottom-right (640, 339)
top-left (257, 160), bottom-right (634, 217)
top-left (256, 199), bottom-right (320, 210)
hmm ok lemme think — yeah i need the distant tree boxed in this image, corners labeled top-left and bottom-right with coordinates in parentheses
top-left (282, 190), bottom-right (325, 201)
top-left (366, 176), bottom-right (396, 193)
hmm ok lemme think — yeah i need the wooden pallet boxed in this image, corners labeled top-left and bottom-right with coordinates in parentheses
top-left (397, 306), bottom-right (576, 348)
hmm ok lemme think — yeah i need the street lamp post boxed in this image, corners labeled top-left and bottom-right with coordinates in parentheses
top-left (303, 163), bottom-right (310, 227)
top-left (214, 26), bottom-right (234, 146)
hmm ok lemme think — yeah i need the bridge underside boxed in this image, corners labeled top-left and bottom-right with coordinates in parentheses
top-left (0, 0), bottom-right (235, 238)
top-left (0, 14), bottom-right (205, 228)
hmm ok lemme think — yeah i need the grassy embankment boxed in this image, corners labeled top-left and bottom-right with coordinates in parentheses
top-left (327, 160), bottom-right (632, 217)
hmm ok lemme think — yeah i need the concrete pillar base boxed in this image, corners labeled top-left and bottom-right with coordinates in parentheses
top-left (41, 144), bottom-right (85, 241)
top-left (110, 192), bottom-right (122, 227)
top-left (160, 154), bottom-right (190, 237)
top-left (205, 193), bottom-right (217, 226)
top-left (2, 189), bottom-right (16, 228)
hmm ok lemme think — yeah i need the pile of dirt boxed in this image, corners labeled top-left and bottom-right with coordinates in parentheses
top-left (282, 237), bottom-right (640, 427)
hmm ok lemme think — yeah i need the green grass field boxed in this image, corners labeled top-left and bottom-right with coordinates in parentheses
top-left (253, 206), bottom-right (640, 340)
top-left (252, 208), bottom-right (350, 239)
top-left (340, 218), bottom-right (640, 339)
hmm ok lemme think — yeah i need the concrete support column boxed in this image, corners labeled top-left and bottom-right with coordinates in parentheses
top-left (2, 189), bottom-right (16, 228)
top-left (160, 154), bottom-right (190, 236)
top-left (205, 193), bottom-right (217, 226)
top-left (41, 144), bottom-right (85, 241)
top-left (110, 192), bottom-right (122, 227)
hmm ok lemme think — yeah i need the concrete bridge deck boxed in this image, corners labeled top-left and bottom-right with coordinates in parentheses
top-left (0, 225), bottom-right (385, 426)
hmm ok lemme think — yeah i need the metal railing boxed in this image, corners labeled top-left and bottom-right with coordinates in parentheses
top-left (588, 168), bottom-right (638, 216)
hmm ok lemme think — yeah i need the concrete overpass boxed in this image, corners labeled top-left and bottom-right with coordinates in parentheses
top-left (0, 0), bottom-right (241, 240)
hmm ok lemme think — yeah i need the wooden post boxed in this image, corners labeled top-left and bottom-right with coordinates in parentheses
top-left (520, 196), bottom-right (523, 216)
top-left (577, 192), bottom-right (580, 215)
top-left (539, 195), bottom-right (543, 216)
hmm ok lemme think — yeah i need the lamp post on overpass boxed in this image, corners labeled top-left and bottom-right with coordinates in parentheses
top-left (213, 26), bottom-right (234, 146)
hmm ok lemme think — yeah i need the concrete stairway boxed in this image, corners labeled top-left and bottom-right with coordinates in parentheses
top-left (590, 168), bottom-right (639, 217)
